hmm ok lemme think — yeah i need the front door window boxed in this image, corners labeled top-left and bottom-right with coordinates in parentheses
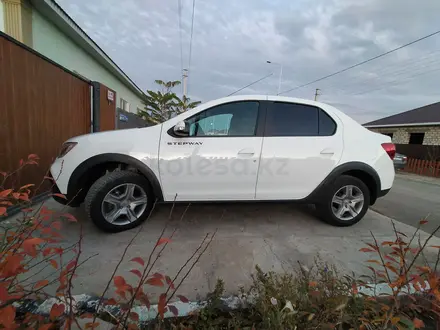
top-left (186, 101), bottom-right (259, 137)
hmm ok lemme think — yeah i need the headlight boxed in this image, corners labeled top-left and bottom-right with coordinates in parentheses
top-left (58, 142), bottom-right (77, 158)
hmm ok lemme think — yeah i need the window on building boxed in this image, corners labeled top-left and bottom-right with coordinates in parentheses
top-left (120, 98), bottom-right (130, 112)
top-left (382, 132), bottom-right (393, 139)
top-left (409, 132), bottom-right (425, 145)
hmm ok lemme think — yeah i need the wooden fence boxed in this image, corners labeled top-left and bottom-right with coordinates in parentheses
top-left (403, 158), bottom-right (440, 177)
top-left (0, 32), bottom-right (91, 191)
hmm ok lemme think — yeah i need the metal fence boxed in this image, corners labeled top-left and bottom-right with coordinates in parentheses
top-left (396, 144), bottom-right (440, 161)
top-left (116, 108), bottom-right (149, 129)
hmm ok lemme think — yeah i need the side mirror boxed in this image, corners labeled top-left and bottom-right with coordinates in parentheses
top-left (173, 120), bottom-right (189, 137)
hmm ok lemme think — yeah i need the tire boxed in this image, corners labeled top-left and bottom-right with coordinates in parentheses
top-left (85, 171), bottom-right (154, 232)
top-left (316, 175), bottom-right (370, 227)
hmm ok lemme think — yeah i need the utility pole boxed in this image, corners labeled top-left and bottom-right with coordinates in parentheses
top-left (182, 69), bottom-right (188, 97)
top-left (314, 88), bottom-right (321, 101)
top-left (266, 61), bottom-right (283, 95)
top-left (277, 65), bottom-right (283, 96)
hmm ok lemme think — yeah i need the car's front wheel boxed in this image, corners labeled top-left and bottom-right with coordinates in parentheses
top-left (316, 175), bottom-right (370, 227)
top-left (85, 171), bottom-right (154, 232)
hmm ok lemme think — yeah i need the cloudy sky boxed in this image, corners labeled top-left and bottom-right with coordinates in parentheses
top-left (57, 0), bottom-right (440, 123)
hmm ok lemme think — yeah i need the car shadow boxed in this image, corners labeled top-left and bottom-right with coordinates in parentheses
top-left (58, 200), bottom-right (325, 238)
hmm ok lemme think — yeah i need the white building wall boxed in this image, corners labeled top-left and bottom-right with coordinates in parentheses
top-left (31, 10), bottom-right (143, 113)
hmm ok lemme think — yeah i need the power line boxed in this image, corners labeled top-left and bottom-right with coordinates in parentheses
top-left (351, 65), bottom-right (440, 96)
top-left (329, 54), bottom-right (440, 95)
top-left (279, 29), bottom-right (440, 95)
top-left (177, 0), bottom-right (184, 77)
top-left (320, 66), bottom-right (440, 113)
top-left (326, 49), bottom-right (440, 93)
top-left (227, 73), bottom-right (274, 96)
top-left (188, 0), bottom-right (196, 72)
top-left (185, 0), bottom-right (196, 95)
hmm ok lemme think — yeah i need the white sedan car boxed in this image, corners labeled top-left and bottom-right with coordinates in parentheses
top-left (50, 95), bottom-right (395, 232)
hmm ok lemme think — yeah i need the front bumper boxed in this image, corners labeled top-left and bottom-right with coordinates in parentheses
top-left (49, 170), bottom-right (84, 207)
top-left (48, 172), bottom-right (69, 205)
top-left (377, 188), bottom-right (391, 198)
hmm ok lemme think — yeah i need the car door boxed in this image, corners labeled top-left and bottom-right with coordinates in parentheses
top-left (255, 100), bottom-right (343, 200)
top-left (159, 100), bottom-right (265, 201)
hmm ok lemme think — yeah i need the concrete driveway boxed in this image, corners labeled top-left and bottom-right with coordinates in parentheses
top-left (13, 198), bottom-right (440, 302)
top-left (372, 172), bottom-right (440, 236)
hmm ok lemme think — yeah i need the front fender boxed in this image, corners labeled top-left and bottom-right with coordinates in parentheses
top-left (67, 153), bottom-right (164, 202)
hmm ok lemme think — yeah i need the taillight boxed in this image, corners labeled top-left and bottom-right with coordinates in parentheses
top-left (381, 143), bottom-right (396, 160)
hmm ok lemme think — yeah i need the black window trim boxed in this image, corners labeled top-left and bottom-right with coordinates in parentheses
top-left (167, 100), bottom-right (268, 138)
top-left (264, 101), bottom-right (337, 137)
top-left (318, 106), bottom-right (337, 136)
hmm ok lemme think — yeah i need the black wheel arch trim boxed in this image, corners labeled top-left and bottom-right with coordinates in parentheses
top-left (305, 161), bottom-right (381, 203)
top-left (65, 158), bottom-right (381, 206)
top-left (68, 153), bottom-right (164, 202)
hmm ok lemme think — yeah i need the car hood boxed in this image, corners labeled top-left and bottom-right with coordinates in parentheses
top-left (65, 125), bottom-right (163, 151)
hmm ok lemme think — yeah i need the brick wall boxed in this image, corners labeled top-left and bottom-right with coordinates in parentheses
top-left (370, 126), bottom-right (440, 146)
top-left (423, 126), bottom-right (440, 145)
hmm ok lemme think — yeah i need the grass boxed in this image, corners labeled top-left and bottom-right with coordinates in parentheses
top-left (143, 260), bottom-right (370, 329)
top-left (143, 256), bottom-right (438, 329)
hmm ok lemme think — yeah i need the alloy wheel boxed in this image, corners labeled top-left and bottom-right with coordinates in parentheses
top-left (101, 183), bottom-right (148, 225)
top-left (331, 185), bottom-right (364, 221)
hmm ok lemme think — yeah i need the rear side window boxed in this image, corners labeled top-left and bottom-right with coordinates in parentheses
top-left (266, 103), bottom-right (318, 136)
top-left (265, 102), bottom-right (336, 137)
top-left (318, 109), bottom-right (336, 136)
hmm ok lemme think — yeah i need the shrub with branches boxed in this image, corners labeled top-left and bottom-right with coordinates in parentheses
top-left (2, 154), bottom-right (440, 329)
top-left (0, 154), bottom-right (84, 329)
top-left (148, 220), bottom-right (440, 329)
top-left (0, 155), bottom-right (216, 329)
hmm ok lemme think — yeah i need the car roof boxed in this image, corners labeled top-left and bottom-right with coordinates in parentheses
top-left (217, 95), bottom-right (327, 108)
top-left (169, 93), bottom-right (356, 129)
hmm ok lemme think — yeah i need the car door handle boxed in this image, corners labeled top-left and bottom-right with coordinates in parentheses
top-left (320, 148), bottom-right (335, 155)
top-left (238, 149), bottom-right (255, 156)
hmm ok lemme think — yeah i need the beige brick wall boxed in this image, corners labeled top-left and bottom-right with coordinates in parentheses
top-left (423, 126), bottom-right (440, 145)
top-left (370, 127), bottom-right (408, 144)
top-left (369, 125), bottom-right (440, 145)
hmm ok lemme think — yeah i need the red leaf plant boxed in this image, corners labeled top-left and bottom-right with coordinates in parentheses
top-left (356, 220), bottom-right (440, 329)
top-left (0, 155), bottom-right (87, 329)
top-left (93, 205), bottom-right (217, 329)
top-left (1, 156), bottom-right (217, 328)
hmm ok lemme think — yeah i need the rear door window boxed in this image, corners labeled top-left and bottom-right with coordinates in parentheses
top-left (265, 102), bottom-right (336, 136)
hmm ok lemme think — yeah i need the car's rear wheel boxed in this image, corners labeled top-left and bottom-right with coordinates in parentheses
top-left (85, 171), bottom-right (154, 232)
top-left (316, 175), bottom-right (370, 227)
